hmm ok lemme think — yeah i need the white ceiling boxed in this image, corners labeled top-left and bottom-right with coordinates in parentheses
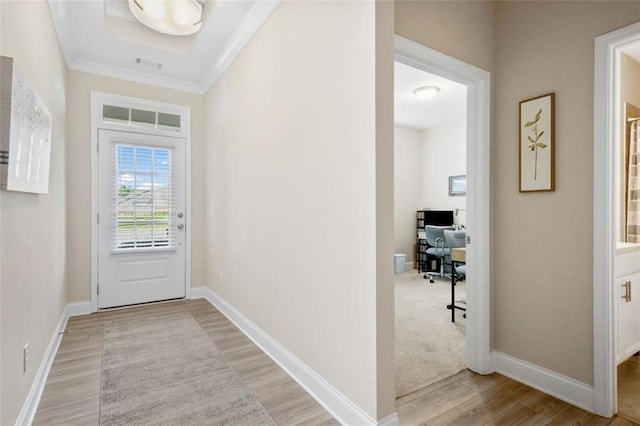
top-left (49, 2), bottom-right (468, 119)
top-left (394, 61), bottom-right (466, 130)
top-left (48, 0), bottom-right (280, 94)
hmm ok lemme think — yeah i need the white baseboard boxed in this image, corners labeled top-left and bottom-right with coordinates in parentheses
top-left (189, 286), bottom-right (207, 299)
top-left (492, 351), bottom-right (595, 413)
top-left (200, 287), bottom-right (397, 426)
top-left (16, 294), bottom-right (399, 426)
top-left (65, 301), bottom-right (92, 317)
top-left (15, 300), bottom-right (91, 425)
top-left (378, 413), bottom-right (400, 426)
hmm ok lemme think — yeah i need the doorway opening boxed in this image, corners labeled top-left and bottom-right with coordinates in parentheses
top-left (393, 36), bottom-right (492, 400)
top-left (593, 23), bottom-right (640, 421)
top-left (393, 60), bottom-right (469, 398)
top-left (90, 92), bottom-right (193, 312)
top-left (593, 21), bottom-right (640, 421)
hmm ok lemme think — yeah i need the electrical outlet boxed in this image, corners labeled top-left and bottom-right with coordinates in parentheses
top-left (23, 343), bottom-right (29, 373)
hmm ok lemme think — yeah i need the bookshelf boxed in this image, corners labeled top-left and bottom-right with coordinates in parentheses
top-left (415, 210), bottom-right (454, 274)
top-left (416, 211), bottom-right (429, 273)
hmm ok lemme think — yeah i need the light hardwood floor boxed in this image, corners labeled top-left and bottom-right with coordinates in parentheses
top-left (396, 369), bottom-right (639, 426)
top-left (618, 354), bottom-right (640, 424)
top-left (33, 299), bottom-right (338, 426)
top-left (33, 298), bottom-right (640, 426)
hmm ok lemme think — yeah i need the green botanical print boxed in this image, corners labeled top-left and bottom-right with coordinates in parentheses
top-left (524, 109), bottom-right (547, 180)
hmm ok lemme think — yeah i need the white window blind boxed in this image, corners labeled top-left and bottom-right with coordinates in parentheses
top-left (111, 144), bottom-right (175, 251)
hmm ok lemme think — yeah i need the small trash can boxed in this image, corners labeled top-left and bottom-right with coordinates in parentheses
top-left (394, 253), bottom-right (406, 274)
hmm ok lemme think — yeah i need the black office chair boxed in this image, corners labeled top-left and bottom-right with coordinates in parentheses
top-left (445, 229), bottom-right (467, 320)
top-left (424, 225), bottom-right (455, 282)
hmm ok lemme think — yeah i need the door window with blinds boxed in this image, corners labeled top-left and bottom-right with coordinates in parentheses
top-left (112, 144), bottom-right (175, 251)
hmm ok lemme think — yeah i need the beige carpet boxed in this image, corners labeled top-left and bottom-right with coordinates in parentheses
top-left (100, 312), bottom-right (275, 425)
top-left (395, 271), bottom-right (467, 398)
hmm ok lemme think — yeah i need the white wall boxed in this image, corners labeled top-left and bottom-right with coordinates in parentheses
top-left (420, 125), bottom-right (467, 226)
top-left (394, 123), bottom-right (466, 265)
top-left (394, 125), bottom-right (422, 261)
top-left (204, 0), bottom-right (394, 420)
top-left (65, 70), bottom-right (206, 303)
top-left (0, 1), bottom-right (68, 423)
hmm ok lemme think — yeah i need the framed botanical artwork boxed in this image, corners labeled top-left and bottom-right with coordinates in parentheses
top-left (519, 92), bottom-right (555, 192)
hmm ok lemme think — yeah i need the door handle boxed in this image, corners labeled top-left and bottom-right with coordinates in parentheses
top-left (177, 223), bottom-right (184, 230)
top-left (622, 281), bottom-right (631, 303)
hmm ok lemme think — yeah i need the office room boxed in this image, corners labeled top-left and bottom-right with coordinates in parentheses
top-left (393, 60), bottom-right (469, 400)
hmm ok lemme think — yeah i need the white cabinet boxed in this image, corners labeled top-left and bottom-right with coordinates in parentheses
top-left (617, 274), bottom-right (640, 362)
top-left (616, 248), bottom-right (640, 364)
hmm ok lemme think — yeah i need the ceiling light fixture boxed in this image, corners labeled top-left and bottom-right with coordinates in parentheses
top-left (128, 0), bottom-right (204, 36)
top-left (413, 85), bottom-right (440, 101)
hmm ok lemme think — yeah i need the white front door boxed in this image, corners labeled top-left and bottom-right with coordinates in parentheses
top-left (98, 129), bottom-right (186, 308)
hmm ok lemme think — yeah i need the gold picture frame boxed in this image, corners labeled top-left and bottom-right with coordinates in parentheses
top-left (519, 92), bottom-right (555, 192)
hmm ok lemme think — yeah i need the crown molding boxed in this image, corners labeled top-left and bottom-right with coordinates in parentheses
top-left (47, 0), bottom-right (280, 95)
top-left (200, 0), bottom-right (280, 93)
top-left (48, 0), bottom-right (78, 68)
top-left (69, 58), bottom-right (206, 94)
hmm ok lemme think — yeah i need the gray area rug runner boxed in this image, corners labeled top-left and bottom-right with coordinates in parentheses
top-left (395, 272), bottom-right (467, 398)
top-left (100, 312), bottom-right (275, 425)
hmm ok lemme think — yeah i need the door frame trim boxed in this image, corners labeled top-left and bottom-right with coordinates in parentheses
top-left (593, 21), bottom-right (640, 418)
top-left (394, 35), bottom-right (492, 374)
top-left (90, 91), bottom-right (192, 312)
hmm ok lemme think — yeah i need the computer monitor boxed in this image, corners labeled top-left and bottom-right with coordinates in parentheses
top-left (423, 210), bottom-right (454, 226)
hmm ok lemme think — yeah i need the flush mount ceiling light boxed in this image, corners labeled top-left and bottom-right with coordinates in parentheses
top-left (128, 0), bottom-right (204, 36)
top-left (413, 85), bottom-right (440, 101)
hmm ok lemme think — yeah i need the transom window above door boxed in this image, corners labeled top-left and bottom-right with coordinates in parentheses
top-left (103, 105), bottom-right (181, 132)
